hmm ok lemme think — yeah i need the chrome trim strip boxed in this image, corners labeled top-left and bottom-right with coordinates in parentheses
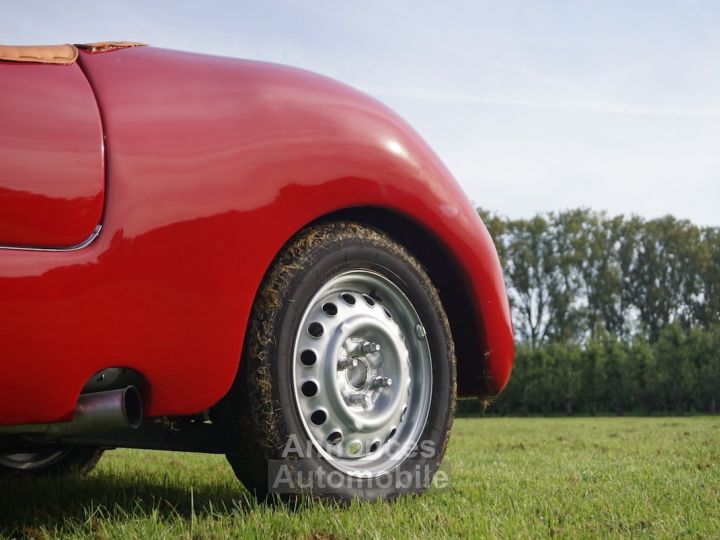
top-left (0, 225), bottom-right (102, 252)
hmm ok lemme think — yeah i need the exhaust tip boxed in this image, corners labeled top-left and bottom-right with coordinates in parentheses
top-left (122, 386), bottom-right (144, 429)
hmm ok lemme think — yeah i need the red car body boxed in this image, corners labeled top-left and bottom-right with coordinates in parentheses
top-left (0, 45), bottom-right (513, 427)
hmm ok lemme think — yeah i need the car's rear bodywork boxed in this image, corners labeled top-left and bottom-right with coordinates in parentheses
top-left (0, 45), bottom-right (513, 427)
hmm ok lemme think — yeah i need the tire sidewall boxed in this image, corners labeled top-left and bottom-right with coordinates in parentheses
top-left (270, 234), bottom-right (454, 499)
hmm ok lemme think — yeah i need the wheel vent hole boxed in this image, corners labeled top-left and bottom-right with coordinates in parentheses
top-left (327, 431), bottom-right (342, 445)
top-left (308, 322), bottom-right (324, 338)
top-left (301, 381), bottom-right (318, 397)
top-left (370, 442), bottom-right (379, 453)
top-left (341, 293), bottom-right (356, 305)
top-left (311, 410), bottom-right (327, 425)
top-left (362, 294), bottom-right (375, 306)
top-left (383, 308), bottom-right (393, 320)
top-left (322, 302), bottom-right (338, 316)
top-left (388, 427), bottom-right (397, 439)
top-left (300, 350), bottom-right (317, 366)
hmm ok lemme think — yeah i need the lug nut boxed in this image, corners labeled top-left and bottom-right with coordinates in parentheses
top-left (337, 358), bottom-right (359, 370)
top-left (361, 341), bottom-right (381, 354)
top-left (349, 393), bottom-right (370, 405)
top-left (370, 376), bottom-right (393, 389)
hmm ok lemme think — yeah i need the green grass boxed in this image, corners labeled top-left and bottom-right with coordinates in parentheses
top-left (1, 417), bottom-right (718, 539)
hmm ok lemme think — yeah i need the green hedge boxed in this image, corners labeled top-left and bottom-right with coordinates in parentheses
top-left (480, 324), bottom-right (720, 415)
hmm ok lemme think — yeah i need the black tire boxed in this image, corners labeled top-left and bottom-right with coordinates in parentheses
top-left (0, 447), bottom-right (103, 476)
top-left (212, 221), bottom-right (456, 500)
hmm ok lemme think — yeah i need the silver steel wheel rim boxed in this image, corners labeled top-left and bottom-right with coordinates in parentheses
top-left (292, 269), bottom-right (432, 478)
top-left (0, 450), bottom-right (69, 470)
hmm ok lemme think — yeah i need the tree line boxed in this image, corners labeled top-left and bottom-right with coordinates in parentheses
top-left (474, 208), bottom-right (720, 415)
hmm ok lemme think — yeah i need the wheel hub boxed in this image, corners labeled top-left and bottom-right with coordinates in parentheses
top-left (344, 352), bottom-right (369, 390)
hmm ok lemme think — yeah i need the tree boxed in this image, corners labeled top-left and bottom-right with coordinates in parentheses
top-left (694, 228), bottom-right (720, 329)
top-left (654, 324), bottom-right (698, 413)
top-left (503, 216), bottom-right (554, 348)
top-left (581, 213), bottom-right (626, 337)
top-left (551, 341), bottom-right (582, 414)
top-left (544, 210), bottom-right (588, 343)
top-left (693, 325), bottom-right (720, 413)
top-left (630, 217), bottom-right (702, 341)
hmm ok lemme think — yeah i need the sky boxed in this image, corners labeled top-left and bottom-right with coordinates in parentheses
top-left (4, 0), bottom-right (719, 225)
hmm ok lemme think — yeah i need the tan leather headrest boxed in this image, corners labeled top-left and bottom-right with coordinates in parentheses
top-left (0, 44), bottom-right (78, 64)
top-left (76, 41), bottom-right (146, 54)
top-left (0, 42), bottom-right (147, 64)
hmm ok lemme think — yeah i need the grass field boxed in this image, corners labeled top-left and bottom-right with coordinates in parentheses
top-left (1, 417), bottom-right (718, 539)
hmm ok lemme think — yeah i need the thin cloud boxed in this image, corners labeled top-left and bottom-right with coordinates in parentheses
top-left (280, 1), bottom-right (720, 120)
top-left (363, 85), bottom-right (720, 119)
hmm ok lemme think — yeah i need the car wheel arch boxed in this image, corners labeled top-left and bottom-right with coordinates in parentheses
top-left (236, 205), bottom-right (493, 401)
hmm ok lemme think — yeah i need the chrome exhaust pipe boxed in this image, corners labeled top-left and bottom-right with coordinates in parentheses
top-left (0, 386), bottom-right (143, 436)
